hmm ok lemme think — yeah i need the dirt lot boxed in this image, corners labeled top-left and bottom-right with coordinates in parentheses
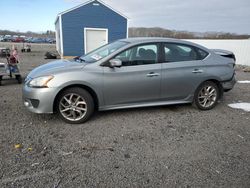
top-left (0, 42), bottom-right (250, 187)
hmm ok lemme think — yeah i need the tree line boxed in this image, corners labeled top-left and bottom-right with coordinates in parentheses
top-left (129, 27), bottom-right (250, 39)
top-left (0, 30), bottom-right (55, 38)
top-left (1, 28), bottom-right (249, 39)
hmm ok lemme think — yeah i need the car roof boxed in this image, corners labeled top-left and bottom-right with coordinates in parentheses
top-left (119, 37), bottom-right (191, 43)
top-left (118, 37), bottom-right (210, 51)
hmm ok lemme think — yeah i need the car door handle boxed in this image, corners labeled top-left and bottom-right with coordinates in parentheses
top-left (147, 72), bottom-right (160, 77)
top-left (192, 69), bottom-right (203, 73)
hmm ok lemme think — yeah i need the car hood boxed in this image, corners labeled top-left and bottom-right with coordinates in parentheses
top-left (27, 59), bottom-right (87, 78)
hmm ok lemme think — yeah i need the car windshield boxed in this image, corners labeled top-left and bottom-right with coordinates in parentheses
top-left (78, 41), bottom-right (128, 63)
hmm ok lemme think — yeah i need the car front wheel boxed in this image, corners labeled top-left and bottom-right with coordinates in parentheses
top-left (194, 81), bottom-right (220, 110)
top-left (56, 87), bottom-right (94, 124)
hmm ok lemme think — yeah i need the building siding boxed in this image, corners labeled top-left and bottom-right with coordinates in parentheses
top-left (61, 1), bottom-right (127, 56)
top-left (55, 19), bottom-right (61, 54)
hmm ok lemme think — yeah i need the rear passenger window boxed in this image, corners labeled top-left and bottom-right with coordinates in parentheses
top-left (164, 43), bottom-right (208, 62)
top-left (196, 48), bottom-right (209, 60)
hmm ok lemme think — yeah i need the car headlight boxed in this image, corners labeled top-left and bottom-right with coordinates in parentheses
top-left (28, 75), bottom-right (54, 88)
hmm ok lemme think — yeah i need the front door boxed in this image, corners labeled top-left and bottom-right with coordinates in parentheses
top-left (103, 43), bottom-right (161, 107)
top-left (84, 28), bottom-right (108, 54)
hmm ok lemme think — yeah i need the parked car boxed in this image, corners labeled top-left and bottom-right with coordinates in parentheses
top-left (25, 37), bottom-right (33, 43)
top-left (0, 36), bottom-right (4, 42)
top-left (12, 37), bottom-right (25, 43)
top-left (30, 38), bottom-right (46, 43)
top-left (47, 38), bottom-right (56, 44)
top-left (2, 35), bottom-right (12, 42)
top-left (23, 38), bottom-right (236, 124)
top-left (11, 35), bottom-right (18, 42)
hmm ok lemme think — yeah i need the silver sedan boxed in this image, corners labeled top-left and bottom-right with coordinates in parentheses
top-left (23, 38), bottom-right (236, 124)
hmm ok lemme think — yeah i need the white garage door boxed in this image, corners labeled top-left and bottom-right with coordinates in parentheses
top-left (84, 28), bottom-right (108, 54)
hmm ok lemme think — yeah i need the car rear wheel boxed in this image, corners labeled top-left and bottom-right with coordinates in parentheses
top-left (56, 87), bottom-right (94, 124)
top-left (194, 81), bottom-right (220, 110)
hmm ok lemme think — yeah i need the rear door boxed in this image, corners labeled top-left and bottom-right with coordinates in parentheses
top-left (160, 43), bottom-right (209, 101)
top-left (103, 43), bottom-right (162, 106)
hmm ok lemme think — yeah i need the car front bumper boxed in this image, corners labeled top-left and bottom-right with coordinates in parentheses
top-left (22, 85), bottom-right (59, 114)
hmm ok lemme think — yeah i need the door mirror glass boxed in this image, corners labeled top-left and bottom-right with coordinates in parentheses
top-left (109, 59), bottom-right (122, 68)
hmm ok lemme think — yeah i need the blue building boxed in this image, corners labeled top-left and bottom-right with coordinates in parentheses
top-left (55, 0), bottom-right (128, 58)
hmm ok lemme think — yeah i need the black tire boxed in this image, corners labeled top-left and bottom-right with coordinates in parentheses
top-left (194, 81), bottom-right (220, 110)
top-left (0, 76), bottom-right (2, 86)
top-left (56, 87), bottom-right (94, 124)
top-left (16, 75), bottom-right (22, 84)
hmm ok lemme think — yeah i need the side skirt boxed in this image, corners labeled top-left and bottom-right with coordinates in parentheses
top-left (99, 100), bottom-right (192, 111)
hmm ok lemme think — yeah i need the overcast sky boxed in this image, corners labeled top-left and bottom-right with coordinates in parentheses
top-left (0, 0), bottom-right (249, 34)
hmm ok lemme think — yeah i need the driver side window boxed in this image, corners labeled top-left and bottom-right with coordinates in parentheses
top-left (114, 44), bottom-right (158, 66)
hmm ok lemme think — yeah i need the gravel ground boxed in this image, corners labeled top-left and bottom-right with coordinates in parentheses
top-left (0, 42), bottom-right (250, 187)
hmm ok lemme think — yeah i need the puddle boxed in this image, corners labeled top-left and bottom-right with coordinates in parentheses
top-left (238, 80), bottom-right (250, 84)
top-left (228, 103), bottom-right (250, 112)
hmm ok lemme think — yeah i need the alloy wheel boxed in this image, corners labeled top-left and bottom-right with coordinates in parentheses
top-left (198, 85), bottom-right (217, 108)
top-left (59, 93), bottom-right (87, 122)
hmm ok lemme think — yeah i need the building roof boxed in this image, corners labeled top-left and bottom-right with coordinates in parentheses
top-left (55, 0), bottom-right (128, 23)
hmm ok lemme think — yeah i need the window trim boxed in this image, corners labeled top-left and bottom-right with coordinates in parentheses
top-left (103, 42), bottom-right (161, 67)
top-left (161, 42), bottom-right (210, 63)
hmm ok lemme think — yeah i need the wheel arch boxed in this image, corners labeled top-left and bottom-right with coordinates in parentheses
top-left (198, 79), bottom-right (224, 99)
top-left (53, 84), bottom-right (99, 113)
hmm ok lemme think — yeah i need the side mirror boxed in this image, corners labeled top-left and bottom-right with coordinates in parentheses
top-left (109, 59), bottom-right (122, 68)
